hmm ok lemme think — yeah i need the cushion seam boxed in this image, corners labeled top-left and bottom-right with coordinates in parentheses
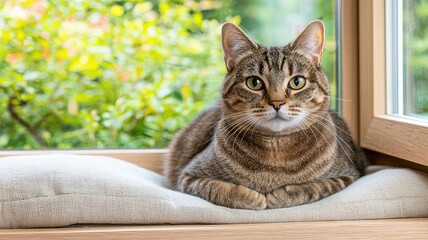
top-left (0, 193), bottom-right (171, 203)
top-left (1, 193), bottom-right (427, 205)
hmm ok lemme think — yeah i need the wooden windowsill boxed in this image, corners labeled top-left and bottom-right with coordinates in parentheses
top-left (0, 149), bottom-right (168, 174)
top-left (1, 219), bottom-right (427, 240)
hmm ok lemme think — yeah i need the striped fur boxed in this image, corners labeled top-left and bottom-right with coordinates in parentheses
top-left (164, 21), bottom-right (366, 210)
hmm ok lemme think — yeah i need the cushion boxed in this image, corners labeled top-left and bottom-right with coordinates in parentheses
top-left (1, 154), bottom-right (427, 229)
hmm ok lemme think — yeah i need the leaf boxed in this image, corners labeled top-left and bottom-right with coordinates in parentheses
top-left (110, 5), bottom-right (125, 17)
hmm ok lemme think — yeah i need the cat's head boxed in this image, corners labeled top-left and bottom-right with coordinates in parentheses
top-left (220, 20), bottom-right (330, 134)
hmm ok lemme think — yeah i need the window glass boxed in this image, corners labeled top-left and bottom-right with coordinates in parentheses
top-left (0, 0), bottom-right (337, 149)
top-left (387, 0), bottom-right (428, 120)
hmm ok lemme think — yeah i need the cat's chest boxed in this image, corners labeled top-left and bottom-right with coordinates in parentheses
top-left (216, 130), bottom-right (337, 192)
top-left (225, 143), bottom-right (336, 193)
top-left (234, 167), bottom-right (319, 193)
top-left (258, 135), bottom-right (315, 162)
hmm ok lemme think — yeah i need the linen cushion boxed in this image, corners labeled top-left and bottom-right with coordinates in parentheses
top-left (1, 154), bottom-right (427, 228)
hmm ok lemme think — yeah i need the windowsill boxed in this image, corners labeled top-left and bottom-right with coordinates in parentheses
top-left (0, 149), bottom-right (168, 174)
top-left (1, 219), bottom-right (427, 239)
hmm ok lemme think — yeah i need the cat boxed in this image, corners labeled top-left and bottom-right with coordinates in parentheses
top-left (164, 20), bottom-right (367, 210)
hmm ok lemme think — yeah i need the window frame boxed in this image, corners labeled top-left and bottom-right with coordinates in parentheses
top-left (359, 0), bottom-right (428, 167)
top-left (341, 0), bottom-right (360, 145)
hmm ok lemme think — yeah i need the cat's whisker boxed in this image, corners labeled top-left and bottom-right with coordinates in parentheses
top-left (227, 119), bottom-right (253, 149)
top-left (227, 117), bottom-right (249, 146)
top-left (289, 106), bottom-right (344, 115)
top-left (203, 111), bottom-right (253, 145)
top-left (208, 111), bottom-right (250, 135)
top-left (297, 115), bottom-right (354, 168)
top-left (300, 120), bottom-right (318, 149)
top-left (305, 114), bottom-right (354, 152)
top-left (323, 96), bottom-right (354, 102)
top-left (289, 107), bottom-right (350, 136)
top-left (307, 113), bottom-right (352, 137)
top-left (232, 117), bottom-right (257, 149)
top-left (222, 115), bottom-right (254, 145)
top-left (216, 120), bottom-right (243, 144)
top-left (295, 121), bottom-right (310, 141)
top-left (318, 116), bottom-right (352, 137)
top-left (306, 115), bottom-right (350, 144)
top-left (236, 116), bottom-right (261, 148)
top-left (200, 112), bottom-right (240, 133)
top-left (304, 115), bottom-right (356, 166)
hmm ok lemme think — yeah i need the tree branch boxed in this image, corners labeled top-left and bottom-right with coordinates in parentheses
top-left (7, 97), bottom-right (45, 147)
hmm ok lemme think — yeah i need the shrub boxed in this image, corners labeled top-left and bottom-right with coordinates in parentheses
top-left (0, 0), bottom-right (235, 148)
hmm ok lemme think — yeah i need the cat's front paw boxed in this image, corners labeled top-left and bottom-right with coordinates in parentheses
top-left (266, 186), bottom-right (292, 209)
top-left (229, 185), bottom-right (267, 210)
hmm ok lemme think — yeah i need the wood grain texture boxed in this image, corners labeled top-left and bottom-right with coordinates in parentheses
top-left (0, 149), bottom-right (167, 174)
top-left (358, 0), bottom-right (375, 139)
top-left (342, 0), bottom-right (360, 145)
top-left (359, 0), bottom-right (386, 139)
top-left (366, 149), bottom-right (428, 173)
top-left (1, 219), bottom-right (427, 240)
top-left (363, 116), bottom-right (428, 167)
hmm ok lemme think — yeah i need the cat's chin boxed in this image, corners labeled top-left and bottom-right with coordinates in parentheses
top-left (259, 115), bottom-right (306, 133)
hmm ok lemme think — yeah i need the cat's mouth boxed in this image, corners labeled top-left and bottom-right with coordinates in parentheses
top-left (258, 111), bottom-right (307, 132)
top-left (268, 112), bottom-right (295, 121)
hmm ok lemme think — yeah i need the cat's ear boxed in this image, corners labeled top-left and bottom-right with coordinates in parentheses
top-left (290, 20), bottom-right (325, 66)
top-left (222, 22), bottom-right (258, 71)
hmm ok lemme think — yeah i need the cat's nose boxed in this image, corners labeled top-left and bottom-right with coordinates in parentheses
top-left (268, 100), bottom-right (285, 111)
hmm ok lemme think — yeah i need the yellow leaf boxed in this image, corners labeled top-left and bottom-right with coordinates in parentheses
top-left (2, 31), bottom-right (11, 43)
top-left (181, 85), bottom-right (191, 99)
top-left (111, 5), bottom-right (125, 17)
top-left (21, 0), bottom-right (36, 7)
top-left (159, 2), bottom-right (170, 14)
top-left (231, 16), bottom-right (241, 25)
top-left (17, 30), bottom-right (25, 40)
top-left (56, 49), bottom-right (68, 60)
top-left (193, 12), bottom-right (203, 28)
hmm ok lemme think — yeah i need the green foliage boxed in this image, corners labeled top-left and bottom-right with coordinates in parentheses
top-left (404, 0), bottom-right (428, 116)
top-left (0, 0), bottom-right (338, 149)
top-left (0, 0), bottom-right (229, 148)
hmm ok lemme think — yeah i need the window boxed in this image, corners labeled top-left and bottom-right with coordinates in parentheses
top-left (359, 0), bottom-right (428, 167)
top-left (387, 0), bottom-right (428, 120)
top-left (0, 0), bottom-right (337, 150)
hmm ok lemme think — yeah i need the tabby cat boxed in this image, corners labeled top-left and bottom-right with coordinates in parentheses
top-left (164, 20), bottom-right (366, 210)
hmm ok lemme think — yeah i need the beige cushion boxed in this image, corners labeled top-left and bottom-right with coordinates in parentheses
top-left (1, 154), bottom-right (427, 228)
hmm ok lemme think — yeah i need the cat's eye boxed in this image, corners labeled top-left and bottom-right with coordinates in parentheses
top-left (246, 77), bottom-right (264, 91)
top-left (288, 76), bottom-right (306, 90)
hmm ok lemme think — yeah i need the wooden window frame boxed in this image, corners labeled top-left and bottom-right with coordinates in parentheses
top-left (1, 1), bottom-right (427, 238)
top-left (341, 0), bottom-right (360, 144)
top-left (359, 0), bottom-right (428, 167)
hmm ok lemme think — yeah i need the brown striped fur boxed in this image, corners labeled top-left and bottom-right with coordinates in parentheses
top-left (164, 20), bottom-right (366, 210)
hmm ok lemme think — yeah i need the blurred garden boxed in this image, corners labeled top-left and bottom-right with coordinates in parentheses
top-left (0, 0), bottom-right (336, 149)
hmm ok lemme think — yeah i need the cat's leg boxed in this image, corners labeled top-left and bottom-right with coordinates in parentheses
top-left (266, 175), bottom-right (355, 209)
top-left (179, 173), bottom-right (267, 210)
top-left (165, 106), bottom-right (221, 189)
